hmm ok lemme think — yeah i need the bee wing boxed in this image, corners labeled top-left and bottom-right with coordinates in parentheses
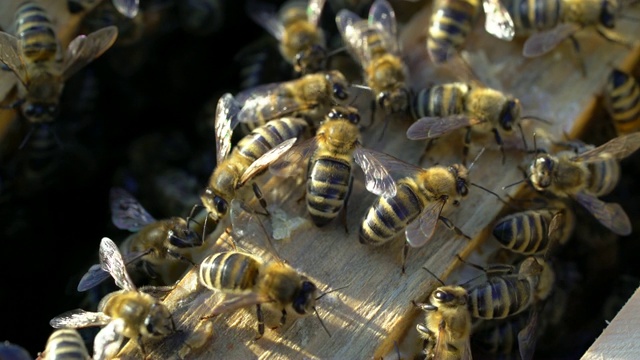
top-left (63, 26), bottom-right (118, 80)
top-left (522, 23), bottom-right (581, 58)
top-left (405, 201), bottom-right (445, 248)
top-left (93, 319), bottom-right (126, 360)
top-left (215, 93), bottom-right (241, 164)
top-left (407, 116), bottom-right (484, 139)
top-left (570, 133), bottom-right (640, 163)
top-left (544, 210), bottom-right (565, 257)
top-left (482, 0), bottom-right (515, 41)
top-left (0, 32), bottom-right (28, 86)
top-left (353, 146), bottom-right (397, 197)
top-left (236, 92), bottom-right (313, 125)
top-left (368, 0), bottom-right (398, 45)
top-left (50, 309), bottom-right (111, 328)
top-left (431, 318), bottom-right (472, 360)
top-left (99, 237), bottom-right (136, 291)
top-left (77, 250), bottom-right (150, 292)
top-left (517, 310), bottom-right (539, 360)
top-left (574, 191), bottom-right (632, 236)
top-left (308, 0), bottom-right (328, 27)
top-left (113, 0), bottom-right (139, 18)
top-left (269, 137), bottom-right (318, 178)
top-left (109, 187), bottom-right (156, 231)
top-left (238, 137), bottom-right (299, 188)
top-left (336, 9), bottom-right (368, 63)
top-left (210, 293), bottom-right (272, 316)
top-left (246, 0), bottom-right (285, 41)
top-left (230, 199), bottom-right (279, 258)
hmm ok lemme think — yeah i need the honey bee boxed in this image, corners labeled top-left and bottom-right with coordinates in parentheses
top-left (470, 310), bottom-right (538, 360)
top-left (426, 0), bottom-right (515, 65)
top-left (77, 187), bottom-right (208, 291)
top-left (407, 81), bottom-right (525, 165)
top-left (201, 93), bottom-right (309, 222)
top-left (67, 0), bottom-right (139, 18)
top-left (50, 237), bottom-right (177, 360)
top-left (604, 67), bottom-right (640, 136)
top-left (247, 0), bottom-right (329, 75)
top-left (0, 342), bottom-right (31, 360)
top-left (37, 329), bottom-right (91, 360)
top-left (527, 132), bottom-right (640, 236)
top-left (335, 0), bottom-right (411, 119)
top-left (0, 2), bottom-right (118, 126)
top-left (414, 285), bottom-right (473, 360)
top-left (267, 105), bottom-right (397, 228)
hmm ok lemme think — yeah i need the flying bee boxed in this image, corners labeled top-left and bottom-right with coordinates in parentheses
top-left (67, 0), bottom-right (140, 18)
top-left (0, 2), bottom-right (118, 127)
top-left (37, 329), bottom-right (91, 360)
top-left (604, 67), bottom-right (640, 136)
top-left (266, 105), bottom-right (397, 228)
top-left (426, 0), bottom-right (515, 65)
top-left (335, 0), bottom-right (411, 120)
top-left (247, 0), bottom-right (329, 75)
top-left (407, 80), bottom-right (529, 165)
top-left (77, 187), bottom-right (209, 292)
top-left (201, 93), bottom-right (310, 223)
top-left (414, 285), bottom-right (473, 360)
top-left (50, 237), bottom-right (177, 360)
top-left (527, 132), bottom-right (640, 236)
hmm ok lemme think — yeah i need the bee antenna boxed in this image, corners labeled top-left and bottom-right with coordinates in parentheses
top-left (312, 306), bottom-right (332, 337)
top-left (18, 125), bottom-right (35, 150)
top-left (502, 178), bottom-right (526, 190)
top-left (350, 83), bottom-right (372, 91)
top-left (316, 283), bottom-right (351, 301)
top-left (518, 123), bottom-right (529, 152)
top-left (421, 266), bottom-right (445, 286)
top-left (467, 147), bottom-right (486, 172)
top-left (470, 182), bottom-right (511, 206)
top-left (326, 46), bottom-right (347, 58)
top-left (521, 115), bottom-right (552, 124)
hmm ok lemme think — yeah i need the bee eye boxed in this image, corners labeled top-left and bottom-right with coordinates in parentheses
top-left (499, 100), bottom-right (516, 131)
top-left (24, 104), bottom-right (37, 117)
top-left (600, 0), bottom-right (616, 28)
top-left (348, 113), bottom-right (360, 124)
top-left (434, 290), bottom-right (453, 302)
top-left (328, 109), bottom-right (338, 119)
top-left (213, 196), bottom-right (228, 214)
top-left (458, 182), bottom-right (468, 196)
top-left (377, 92), bottom-right (388, 107)
top-left (333, 84), bottom-right (347, 100)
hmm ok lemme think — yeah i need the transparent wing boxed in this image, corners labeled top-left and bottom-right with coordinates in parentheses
top-left (522, 23), bottom-right (581, 58)
top-left (235, 91), bottom-right (314, 125)
top-left (109, 187), bottom-right (156, 231)
top-left (50, 309), bottom-right (111, 328)
top-left (0, 32), bottom-right (27, 85)
top-left (229, 199), bottom-right (278, 258)
top-left (357, 149), bottom-right (424, 179)
top-left (93, 319), bottom-right (125, 360)
top-left (483, 0), bottom-right (514, 41)
top-left (574, 191), bottom-right (631, 236)
top-left (77, 250), bottom-right (150, 292)
top-left (99, 237), bottom-right (136, 291)
top-left (234, 81), bottom-right (281, 105)
top-left (308, 0), bottom-right (328, 27)
top-left (246, 0), bottom-right (285, 41)
top-left (407, 116), bottom-right (484, 139)
top-left (238, 137), bottom-right (298, 188)
top-left (354, 146), bottom-right (397, 197)
top-left (63, 26), bottom-right (118, 80)
top-left (269, 137), bottom-right (318, 178)
top-left (112, 0), bottom-right (139, 18)
top-left (517, 310), bottom-right (539, 360)
top-left (571, 133), bottom-right (640, 163)
top-left (368, 0), bottom-right (398, 44)
top-left (210, 293), bottom-right (272, 316)
top-left (335, 9), bottom-right (368, 64)
top-left (214, 93), bottom-right (241, 164)
top-left (405, 201), bottom-right (445, 248)
top-left (544, 210), bottom-right (564, 257)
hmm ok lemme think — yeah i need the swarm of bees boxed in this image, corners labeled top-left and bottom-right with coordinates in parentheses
top-left (1, 0), bottom-right (640, 359)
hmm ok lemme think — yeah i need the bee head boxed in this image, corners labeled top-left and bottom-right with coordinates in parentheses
top-left (377, 87), bottom-right (410, 116)
top-left (293, 280), bottom-right (318, 315)
top-left (431, 286), bottom-right (467, 308)
top-left (22, 102), bottom-right (59, 123)
top-left (326, 70), bottom-right (349, 101)
top-left (144, 302), bottom-right (175, 337)
top-left (530, 155), bottom-right (555, 190)
top-left (600, 0), bottom-right (618, 28)
top-left (498, 98), bottom-right (521, 132)
top-left (201, 188), bottom-right (229, 219)
top-left (448, 164), bottom-right (469, 200)
top-left (327, 106), bottom-right (360, 124)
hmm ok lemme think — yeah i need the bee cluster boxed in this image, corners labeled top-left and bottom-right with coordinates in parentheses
top-left (1, 0), bottom-right (640, 359)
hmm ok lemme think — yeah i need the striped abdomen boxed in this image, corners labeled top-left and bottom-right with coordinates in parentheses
top-left (43, 329), bottom-right (91, 360)
top-left (427, 0), bottom-right (481, 64)
top-left (236, 117), bottom-right (308, 164)
top-left (586, 156), bottom-right (620, 196)
top-left (411, 82), bottom-right (469, 119)
top-left (467, 275), bottom-right (534, 319)
top-left (306, 155), bottom-right (353, 226)
top-left (505, 0), bottom-right (561, 34)
top-left (605, 69), bottom-right (640, 136)
top-left (492, 209), bottom-right (556, 255)
top-left (359, 179), bottom-right (426, 245)
top-left (471, 311), bottom-right (531, 357)
top-left (14, 2), bottom-right (60, 62)
top-left (199, 252), bottom-right (261, 294)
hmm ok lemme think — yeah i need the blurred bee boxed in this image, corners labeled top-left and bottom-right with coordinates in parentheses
top-left (37, 329), bottom-right (91, 360)
top-left (407, 81), bottom-right (526, 165)
top-left (267, 105), bottom-right (397, 228)
top-left (604, 67), bottom-right (640, 136)
top-left (77, 187), bottom-right (209, 292)
top-left (201, 93), bottom-right (309, 222)
top-left (414, 285), bottom-right (473, 360)
top-left (527, 132), bottom-right (640, 236)
top-left (247, 0), bottom-right (329, 75)
top-left (0, 342), bottom-right (31, 360)
top-left (50, 237), bottom-right (177, 360)
top-left (177, 0), bottom-right (226, 36)
top-left (80, 0), bottom-right (145, 47)
top-left (492, 200), bottom-right (575, 255)
top-left (470, 310), bottom-right (538, 360)
top-left (0, 2), bottom-right (118, 127)
top-left (67, 0), bottom-right (140, 18)
top-left (336, 0), bottom-right (411, 120)
top-left (426, 0), bottom-right (515, 65)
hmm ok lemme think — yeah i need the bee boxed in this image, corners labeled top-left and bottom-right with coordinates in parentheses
top-left (604, 67), bottom-right (640, 136)
top-left (50, 237), bottom-right (177, 360)
top-left (470, 310), bottom-right (538, 360)
top-left (527, 132), bottom-right (640, 236)
top-left (247, 0), bottom-right (329, 75)
top-left (201, 93), bottom-right (309, 222)
top-left (0, 2), bottom-right (118, 126)
top-left (267, 105), bottom-right (397, 228)
top-left (335, 0), bottom-right (411, 119)
top-left (77, 187), bottom-right (209, 292)
top-left (414, 285), bottom-right (473, 360)
top-left (67, 0), bottom-right (139, 18)
top-left (426, 0), bottom-right (515, 65)
top-left (0, 342), bottom-right (31, 360)
top-left (492, 200), bottom-right (575, 255)
top-left (407, 81), bottom-right (525, 165)
top-left (37, 329), bottom-right (91, 360)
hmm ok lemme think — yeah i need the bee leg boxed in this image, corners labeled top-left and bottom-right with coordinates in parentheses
top-left (491, 128), bottom-right (506, 165)
top-left (597, 26), bottom-right (634, 49)
top-left (166, 249), bottom-right (197, 267)
top-left (418, 139), bottom-right (437, 165)
top-left (136, 335), bottom-right (147, 358)
top-left (438, 216), bottom-right (471, 240)
top-left (252, 182), bottom-right (270, 216)
top-left (280, 309), bottom-right (287, 326)
top-left (401, 240), bottom-right (409, 274)
top-left (567, 35), bottom-right (587, 77)
top-left (462, 127), bottom-right (473, 166)
top-left (255, 304), bottom-right (265, 340)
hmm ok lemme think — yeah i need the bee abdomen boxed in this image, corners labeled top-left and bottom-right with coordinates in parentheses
top-left (427, 0), bottom-right (480, 64)
top-left (492, 212), bottom-right (549, 254)
top-left (236, 118), bottom-right (307, 162)
top-left (412, 84), bottom-right (466, 119)
top-left (506, 0), bottom-right (561, 33)
top-left (44, 329), bottom-right (90, 360)
top-left (15, 2), bottom-right (58, 62)
top-left (468, 277), bottom-right (532, 319)
top-left (307, 158), bottom-right (352, 226)
top-left (587, 158), bottom-right (620, 196)
top-left (199, 252), bottom-right (260, 293)
top-left (605, 69), bottom-right (640, 135)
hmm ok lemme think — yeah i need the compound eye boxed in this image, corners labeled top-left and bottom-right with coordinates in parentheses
top-left (24, 104), bottom-right (37, 117)
top-left (434, 290), bottom-right (453, 302)
top-left (213, 196), bottom-right (228, 214)
top-left (459, 182), bottom-right (468, 196)
top-left (328, 109), bottom-right (338, 119)
top-left (333, 84), bottom-right (347, 100)
top-left (348, 112), bottom-right (360, 124)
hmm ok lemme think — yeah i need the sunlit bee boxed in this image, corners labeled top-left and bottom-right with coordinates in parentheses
top-left (67, 0), bottom-right (140, 18)
top-left (528, 133), bottom-right (640, 236)
top-left (427, 0), bottom-right (515, 64)
top-left (0, 2), bottom-right (118, 125)
top-left (51, 238), bottom-right (176, 360)
top-left (415, 286), bottom-right (472, 360)
top-left (408, 81), bottom-right (523, 164)
top-left (604, 68), bottom-right (640, 136)
top-left (201, 93), bottom-right (309, 222)
top-left (247, 0), bottom-right (328, 75)
top-left (39, 329), bottom-right (91, 360)
top-left (336, 0), bottom-right (411, 118)
top-left (268, 105), bottom-right (396, 227)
